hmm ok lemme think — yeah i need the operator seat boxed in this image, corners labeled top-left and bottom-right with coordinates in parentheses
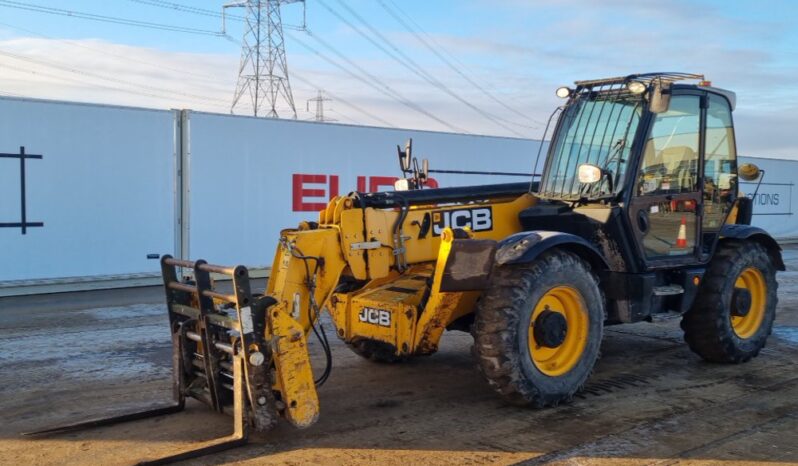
top-left (639, 145), bottom-right (696, 193)
top-left (660, 146), bottom-right (697, 192)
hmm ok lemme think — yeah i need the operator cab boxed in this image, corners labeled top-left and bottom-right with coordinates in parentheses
top-left (524, 73), bottom-right (766, 322)
top-left (530, 73), bottom-right (753, 269)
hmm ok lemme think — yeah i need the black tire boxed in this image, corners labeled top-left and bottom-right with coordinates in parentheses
top-left (681, 241), bottom-right (778, 363)
top-left (472, 249), bottom-right (604, 407)
top-left (349, 339), bottom-right (406, 363)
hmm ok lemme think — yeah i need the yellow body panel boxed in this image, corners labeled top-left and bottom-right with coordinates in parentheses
top-left (360, 193), bottom-right (535, 279)
top-left (330, 266), bottom-right (430, 356)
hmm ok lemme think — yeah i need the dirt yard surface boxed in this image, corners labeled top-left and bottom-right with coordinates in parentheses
top-left (1, 247), bottom-right (798, 465)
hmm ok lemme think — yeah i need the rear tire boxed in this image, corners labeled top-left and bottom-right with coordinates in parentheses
top-left (472, 249), bottom-right (604, 407)
top-left (681, 241), bottom-right (778, 363)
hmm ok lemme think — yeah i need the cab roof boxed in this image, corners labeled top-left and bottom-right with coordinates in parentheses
top-left (573, 72), bottom-right (736, 111)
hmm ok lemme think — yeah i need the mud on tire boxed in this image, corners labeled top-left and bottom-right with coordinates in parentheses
top-left (472, 249), bottom-right (604, 407)
top-left (681, 241), bottom-right (778, 363)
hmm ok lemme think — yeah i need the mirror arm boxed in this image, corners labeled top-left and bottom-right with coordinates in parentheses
top-left (750, 169), bottom-right (766, 200)
top-left (604, 169), bottom-right (614, 193)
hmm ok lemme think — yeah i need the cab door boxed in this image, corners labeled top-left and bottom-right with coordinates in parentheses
top-left (628, 93), bottom-right (703, 266)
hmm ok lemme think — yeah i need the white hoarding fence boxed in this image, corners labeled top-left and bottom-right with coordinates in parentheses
top-left (739, 156), bottom-right (797, 239)
top-left (184, 111), bottom-right (543, 267)
top-left (1, 97), bottom-right (796, 296)
top-left (0, 97), bottom-right (177, 295)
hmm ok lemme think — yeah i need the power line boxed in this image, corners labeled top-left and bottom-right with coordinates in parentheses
top-left (0, 20), bottom-right (231, 85)
top-left (1, 47), bottom-right (380, 125)
top-left (292, 29), bottom-right (467, 133)
top-left (320, 0), bottom-right (525, 137)
top-left (377, 0), bottom-right (544, 129)
top-left (385, 0), bottom-right (470, 73)
top-left (129, 0), bottom-right (244, 21)
top-left (325, 107), bottom-right (357, 124)
top-left (0, 0), bottom-right (230, 37)
top-left (0, 48), bottom-right (229, 106)
top-left (130, 0), bottom-right (307, 31)
top-left (288, 72), bottom-right (395, 127)
top-left (116, 0), bottom-right (463, 132)
top-left (0, 6), bottom-right (388, 123)
top-left (1, 61), bottom-right (228, 110)
top-left (0, 0), bottom-right (452, 131)
top-left (48, 0), bottom-right (394, 127)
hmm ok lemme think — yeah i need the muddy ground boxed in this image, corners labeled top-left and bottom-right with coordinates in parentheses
top-left (1, 247), bottom-right (797, 465)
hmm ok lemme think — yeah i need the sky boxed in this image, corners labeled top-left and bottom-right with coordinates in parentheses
top-left (0, 0), bottom-right (796, 157)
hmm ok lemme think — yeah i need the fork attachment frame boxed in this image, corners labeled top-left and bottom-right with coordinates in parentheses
top-left (24, 255), bottom-right (278, 465)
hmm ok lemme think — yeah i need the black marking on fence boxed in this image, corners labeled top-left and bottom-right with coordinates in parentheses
top-left (0, 146), bottom-right (43, 234)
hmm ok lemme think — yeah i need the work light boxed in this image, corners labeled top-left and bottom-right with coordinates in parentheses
top-left (626, 81), bottom-right (647, 94)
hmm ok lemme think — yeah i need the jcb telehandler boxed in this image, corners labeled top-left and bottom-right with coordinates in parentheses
top-left (29, 73), bottom-right (784, 464)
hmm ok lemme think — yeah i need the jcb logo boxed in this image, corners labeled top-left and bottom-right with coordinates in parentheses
top-left (432, 207), bottom-right (493, 236)
top-left (358, 307), bottom-right (391, 327)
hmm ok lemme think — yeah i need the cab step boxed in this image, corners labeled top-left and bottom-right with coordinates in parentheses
top-left (652, 285), bottom-right (684, 296)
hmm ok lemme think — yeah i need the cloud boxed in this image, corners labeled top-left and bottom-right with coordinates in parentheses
top-left (0, 0), bottom-right (796, 158)
top-left (0, 36), bottom-right (236, 112)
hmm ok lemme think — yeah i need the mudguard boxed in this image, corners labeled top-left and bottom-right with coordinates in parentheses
top-left (494, 230), bottom-right (609, 271)
top-left (720, 224), bottom-right (785, 270)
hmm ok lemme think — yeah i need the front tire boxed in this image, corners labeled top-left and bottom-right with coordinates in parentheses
top-left (681, 241), bottom-right (778, 363)
top-left (472, 250), bottom-right (604, 407)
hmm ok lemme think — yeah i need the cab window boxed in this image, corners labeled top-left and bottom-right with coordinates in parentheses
top-left (637, 95), bottom-right (700, 195)
top-left (703, 94), bottom-right (737, 230)
top-left (635, 95), bottom-right (700, 258)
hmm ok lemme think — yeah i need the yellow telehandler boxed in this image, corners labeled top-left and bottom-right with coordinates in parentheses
top-left (28, 73), bottom-right (784, 464)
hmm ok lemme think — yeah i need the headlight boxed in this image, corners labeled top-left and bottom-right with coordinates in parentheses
top-left (555, 86), bottom-right (572, 99)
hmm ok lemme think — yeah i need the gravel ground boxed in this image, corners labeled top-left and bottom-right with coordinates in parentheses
top-left (1, 247), bottom-right (797, 465)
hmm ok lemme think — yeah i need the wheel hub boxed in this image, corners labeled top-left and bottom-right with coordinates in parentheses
top-left (533, 309), bottom-right (568, 348)
top-left (730, 267), bottom-right (767, 339)
top-left (528, 286), bottom-right (588, 376)
top-left (731, 287), bottom-right (752, 317)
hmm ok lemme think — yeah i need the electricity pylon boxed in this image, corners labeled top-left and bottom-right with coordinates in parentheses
top-left (306, 90), bottom-right (334, 122)
top-left (225, 0), bottom-right (305, 118)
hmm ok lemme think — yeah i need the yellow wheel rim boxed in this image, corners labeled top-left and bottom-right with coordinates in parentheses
top-left (731, 267), bottom-right (766, 339)
top-left (528, 286), bottom-right (589, 376)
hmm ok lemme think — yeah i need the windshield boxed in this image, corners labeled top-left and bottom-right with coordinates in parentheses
top-left (539, 89), bottom-right (643, 200)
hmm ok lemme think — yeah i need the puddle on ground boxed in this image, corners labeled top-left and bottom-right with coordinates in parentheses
top-left (773, 326), bottom-right (798, 346)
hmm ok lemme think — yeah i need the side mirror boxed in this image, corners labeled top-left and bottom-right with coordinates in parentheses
top-left (739, 163), bottom-right (762, 181)
top-left (397, 138), bottom-right (412, 172)
top-left (649, 80), bottom-right (672, 114)
top-left (578, 164), bottom-right (602, 184)
top-left (421, 158), bottom-right (429, 180)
